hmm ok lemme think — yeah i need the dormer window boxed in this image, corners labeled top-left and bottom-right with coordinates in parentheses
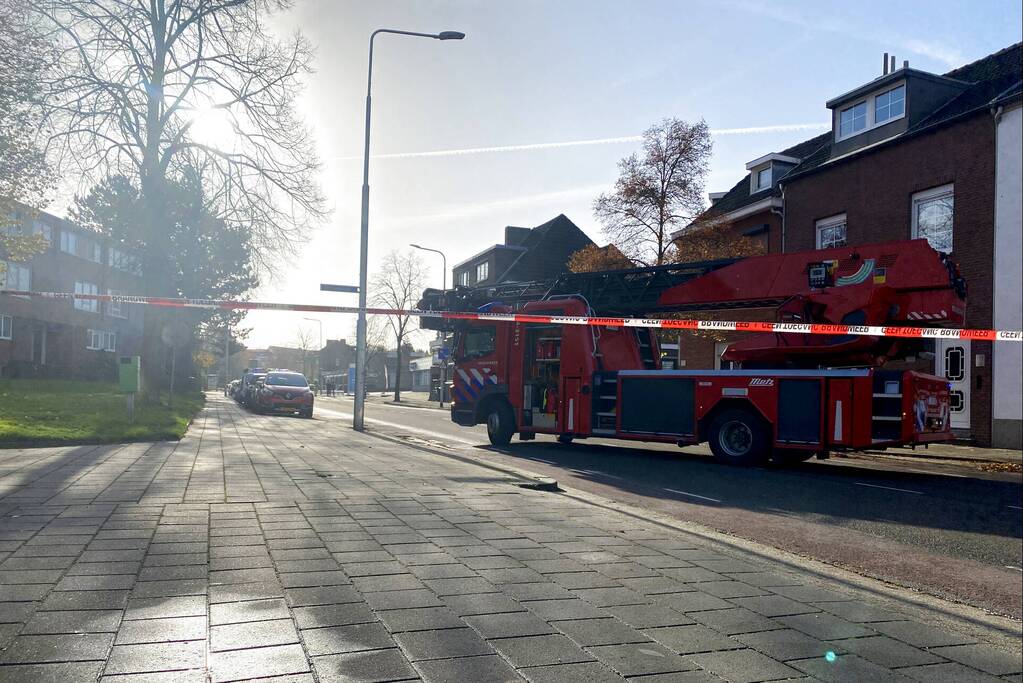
top-left (834, 80), bottom-right (907, 141)
top-left (745, 153), bottom-right (800, 194)
top-left (839, 101), bottom-right (867, 138)
top-left (874, 85), bottom-right (905, 124)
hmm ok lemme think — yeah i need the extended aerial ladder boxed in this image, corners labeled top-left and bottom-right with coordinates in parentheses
top-left (419, 239), bottom-right (965, 463)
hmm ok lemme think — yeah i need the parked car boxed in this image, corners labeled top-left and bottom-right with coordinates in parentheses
top-left (252, 370), bottom-right (314, 418)
top-left (240, 370), bottom-right (267, 407)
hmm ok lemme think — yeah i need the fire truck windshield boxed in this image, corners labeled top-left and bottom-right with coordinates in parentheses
top-left (460, 326), bottom-right (496, 360)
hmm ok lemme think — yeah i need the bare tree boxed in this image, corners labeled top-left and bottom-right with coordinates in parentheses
top-left (292, 325), bottom-right (318, 381)
top-left (593, 118), bottom-right (711, 266)
top-left (371, 251), bottom-right (427, 403)
top-left (31, 0), bottom-right (326, 391)
top-left (34, 0), bottom-right (325, 262)
top-left (0, 0), bottom-right (54, 266)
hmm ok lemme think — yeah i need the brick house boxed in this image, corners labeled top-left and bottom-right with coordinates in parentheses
top-left (452, 214), bottom-right (594, 287)
top-left (677, 44), bottom-right (1022, 447)
top-left (1, 207), bottom-right (145, 380)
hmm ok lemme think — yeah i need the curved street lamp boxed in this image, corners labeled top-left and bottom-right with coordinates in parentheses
top-left (353, 29), bottom-right (465, 431)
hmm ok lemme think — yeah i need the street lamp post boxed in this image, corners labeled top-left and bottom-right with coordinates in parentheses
top-left (410, 243), bottom-right (447, 408)
top-left (303, 317), bottom-right (323, 393)
top-left (353, 28), bottom-right (465, 432)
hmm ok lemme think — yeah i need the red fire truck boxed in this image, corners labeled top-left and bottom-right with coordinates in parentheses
top-left (418, 239), bottom-right (967, 465)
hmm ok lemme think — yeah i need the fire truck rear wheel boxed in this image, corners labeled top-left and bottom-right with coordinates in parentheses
top-left (708, 408), bottom-right (770, 465)
top-left (485, 401), bottom-right (516, 446)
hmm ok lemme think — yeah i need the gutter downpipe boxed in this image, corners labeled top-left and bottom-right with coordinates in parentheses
top-left (774, 181), bottom-right (786, 253)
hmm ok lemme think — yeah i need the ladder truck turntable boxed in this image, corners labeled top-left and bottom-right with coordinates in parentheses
top-left (417, 239), bottom-right (967, 465)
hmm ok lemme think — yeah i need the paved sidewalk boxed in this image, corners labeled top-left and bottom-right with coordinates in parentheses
top-left (0, 396), bottom-right (1019, 682)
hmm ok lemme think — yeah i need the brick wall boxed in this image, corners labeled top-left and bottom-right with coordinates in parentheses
top-left (783, 114), bottom-right (996, 444)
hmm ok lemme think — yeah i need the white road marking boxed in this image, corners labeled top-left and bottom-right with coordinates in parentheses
top-left (573, 468), bottom-right (625, 481)
top-left (854, 482), bottom-right (923, 495)
top-left (664, 488), bottom-right (722, 503)
top-left (1007, 505), bottom-right (1023, 510)
top-left (315, 406), bottom-right (480, 446)
top-left (531, 458), bottom-right (556, 464)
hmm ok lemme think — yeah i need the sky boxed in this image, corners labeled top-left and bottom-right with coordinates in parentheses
top-left (238, 0), bottom-right (1022, 350)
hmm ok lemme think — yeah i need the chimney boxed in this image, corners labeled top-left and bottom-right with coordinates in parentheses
top-left (890, 55), bottom-right (896, 74)
top-left (883, 52), bottom-right (889, 75)
top-left (903, 59), bottom-right (909, 69)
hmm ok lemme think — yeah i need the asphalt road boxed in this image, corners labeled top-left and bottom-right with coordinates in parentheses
top-left (312, 396), bottom-right (1023, 619)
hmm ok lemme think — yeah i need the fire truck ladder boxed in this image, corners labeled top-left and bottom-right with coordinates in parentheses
top-left (418, 257), bottom-right (782, 330)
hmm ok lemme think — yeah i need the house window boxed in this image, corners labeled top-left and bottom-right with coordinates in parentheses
top-left (86, 329), bottom-right (115, 351)
top-left (458, 271), bottom-right (469, 286)
top-left (74, 281), bottom-right (99, 312)
top-left (90, 242), bottom-right (102, 263)
top-left (874, 85), bottom-right (905, 124)
top-left (912, 184), bottom-right (954, 253)
top-left (1, 262), bottom-right (31, 291)
top-left (476, 261), bottom-right (489, 282)
top-left (60, 230), bottom-right (78, 255)
top-left (0, 314), bottom-right (11, 341)
top-left (838, 101), bottom-right (867, 138)
top-left (756, 167), bottom-right (772, 191)
top-left (31, 220), bottom-right (53, 245)
top-left (816, 214), bottom-right (848, 249)
top-left (108, 247), bottom-right (141, 274)
top-left (107, 289), bottom-right (126, 318)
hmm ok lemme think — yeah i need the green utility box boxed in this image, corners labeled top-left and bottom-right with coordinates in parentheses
top-left (119, 356), bottom-right (141, 393)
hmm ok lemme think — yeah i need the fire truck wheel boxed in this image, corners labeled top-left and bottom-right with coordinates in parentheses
top-left (485, 401), bottom-right (516, 446)
top-left (708, 408), bottom-right (770, 465)
top-left (557, 435), bottom-right (574, 445)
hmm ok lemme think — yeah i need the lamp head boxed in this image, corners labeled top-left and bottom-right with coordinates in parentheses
top-left (437, 31), bottom-right (465, 40)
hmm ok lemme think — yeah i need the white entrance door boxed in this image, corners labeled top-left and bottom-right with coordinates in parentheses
top-left (936, 339), bottom-right (971, 430)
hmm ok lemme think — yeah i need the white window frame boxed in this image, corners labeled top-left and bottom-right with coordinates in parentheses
top-left (476, 261), bottom-right (489, 282)
top-left (836, 81), bottom-right (906, 141)
top-left (86, 329), bottom-right (103, 350)
top-left (0, 314), bottom-right (11, 341)
top-left (874, 84), bottom-right (906, 125)
top-left (815, 213), bottom-right (848, 249)
top-left (74, 281), bottom-right (99, 313)
top-left (104, 331), bottom-right (116, 352)
top-left (911, 184), bottom-right (954, 253)
top-left (458, 271), bottom-right (469, 286)
top-left (1, 262), bottom-right (31, 292)
top-left (32, 220), bottom-right (52, 244)
top-left (107, 289), bottom-right (127, 318)
top-left (60, 230), bottom-right (78, 255)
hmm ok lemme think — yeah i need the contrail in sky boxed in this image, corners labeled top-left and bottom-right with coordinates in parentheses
top-left (332, 123), bottom-right (829, 160)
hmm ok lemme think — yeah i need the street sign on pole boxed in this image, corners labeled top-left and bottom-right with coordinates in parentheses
top-left (320, 284), bottom-right (360, 293)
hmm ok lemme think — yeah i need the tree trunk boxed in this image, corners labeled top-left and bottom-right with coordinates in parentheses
top-left (393, 345), bottom-right (403, 402)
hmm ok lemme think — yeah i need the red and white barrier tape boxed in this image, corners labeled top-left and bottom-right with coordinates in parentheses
top-left (3, 290), bottom-right (1021, 342)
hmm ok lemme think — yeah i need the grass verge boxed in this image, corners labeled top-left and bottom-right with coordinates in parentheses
top-left (0, 379), bottom-right (204, 447)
